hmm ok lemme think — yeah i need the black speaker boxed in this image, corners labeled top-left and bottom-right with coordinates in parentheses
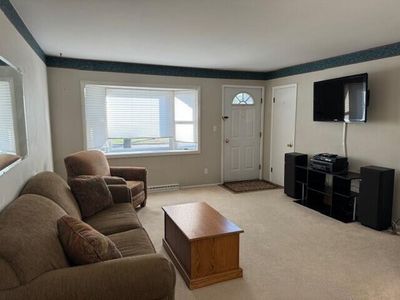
top-left (359, 166), bottom-right (395, 230)
top-left (284, 152), bottom-right (307, 199)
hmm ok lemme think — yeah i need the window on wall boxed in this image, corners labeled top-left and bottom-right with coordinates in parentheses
top-left (0, 79), bottom-right (16, 154)
top-left (83, 84), bottom-right (199, 156)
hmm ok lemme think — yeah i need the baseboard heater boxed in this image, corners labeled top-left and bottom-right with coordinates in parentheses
top-left (148, 184), bottom-right (180, 193)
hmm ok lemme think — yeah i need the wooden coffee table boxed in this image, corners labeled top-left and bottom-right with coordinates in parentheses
top-left (162, 202), bottom-right (243, 289)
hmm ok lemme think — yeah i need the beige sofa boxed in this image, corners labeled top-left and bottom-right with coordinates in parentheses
top-left (0, 172), bottom-right (175, 300)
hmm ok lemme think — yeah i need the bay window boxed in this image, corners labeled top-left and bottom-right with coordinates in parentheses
top-left (82, 83), bottom-right (199, 156)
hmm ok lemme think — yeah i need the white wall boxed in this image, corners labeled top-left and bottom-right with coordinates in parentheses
top-left (0, 11), bottom-right (53, 210)
top-left (263, 55), bottom-right (400, 220)
top-left (47, 67), bottom-right (264, 186)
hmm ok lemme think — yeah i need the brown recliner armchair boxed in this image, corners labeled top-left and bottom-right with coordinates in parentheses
top-left (64, 150), bottom-right (147, 208)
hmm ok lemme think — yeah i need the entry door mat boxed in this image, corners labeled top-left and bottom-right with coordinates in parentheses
top-left (220, 180), bottom-right (281, 193)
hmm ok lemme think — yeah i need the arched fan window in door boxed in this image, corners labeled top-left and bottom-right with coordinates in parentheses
top-left (232, 92), bottom-right (254, 105)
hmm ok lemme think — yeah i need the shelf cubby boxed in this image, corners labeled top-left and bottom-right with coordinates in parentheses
top-left (288, 157), bottom-right (361, 223)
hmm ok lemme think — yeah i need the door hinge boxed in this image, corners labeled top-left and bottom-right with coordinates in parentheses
top-left (261, 98), bottom-right (263, 104)
top-left (259, 132), bottom-right (262, 138)
top-left (273, 97), bottom-right (276, 103)
top-left (259, 164), bottom-right (261, 170)
top-left (270, 167), bottom-right (273, 173)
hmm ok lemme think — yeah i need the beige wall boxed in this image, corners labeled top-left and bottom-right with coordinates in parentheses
top-left (263, 55), bottom-right (400, 220)
top-left (0, 11), bottom-right (53, 210)
top-left (47, 67), bottom-right (264, 186)
top-left (46, 42), bottom-right (400, 219)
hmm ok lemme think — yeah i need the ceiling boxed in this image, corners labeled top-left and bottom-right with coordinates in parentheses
top-left (10, 0), bottom-right (400, 71)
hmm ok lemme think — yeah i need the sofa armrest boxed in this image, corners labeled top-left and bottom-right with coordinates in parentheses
top-left (110, 167), bottom-right (147, 182)
top-left (2, 254), bottom-right (176, 300)
top-left (108, 184), bottom-right (131, 203)
top-left (102, 175), bottom-right (126, 185)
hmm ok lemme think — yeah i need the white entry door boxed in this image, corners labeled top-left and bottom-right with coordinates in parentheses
top-left (270, 84), bottom-right (297, 186)
top-left (223, 86), bottom-right (263, 182)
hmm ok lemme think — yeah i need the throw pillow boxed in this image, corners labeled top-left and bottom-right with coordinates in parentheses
top-left (58, 215), bottom-right (122, 265)
top-left (102, 176), bottom-right (126, 185)
top-left (69, 176), bottom-right (113, 218)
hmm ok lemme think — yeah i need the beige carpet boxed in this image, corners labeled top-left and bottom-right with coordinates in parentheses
top-left (137, 186), bottom-right (400, 300)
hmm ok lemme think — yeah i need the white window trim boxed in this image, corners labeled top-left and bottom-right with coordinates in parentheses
top-left (80, 81), bottom-right (201, 158)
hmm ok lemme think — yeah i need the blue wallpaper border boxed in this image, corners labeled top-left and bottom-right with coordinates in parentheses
top-left (47, 42), bottom-right (400, 80)
top-left (45, 56), bottom-right (266, 80)
top-left (0, 0), bottom-right (46, 62)
top-left (2, 0), bottom-right (400, 80)
top-left (264, 42), bottom-right (400, 80)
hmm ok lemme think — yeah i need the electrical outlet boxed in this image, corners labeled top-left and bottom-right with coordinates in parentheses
top-left (204, 168), bottom-right (209, 175)
top-left (213, 125), bottom-right (217, 132)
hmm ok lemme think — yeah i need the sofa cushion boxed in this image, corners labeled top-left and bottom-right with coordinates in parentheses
top-left (69, 176), bottom-right (113, 218)
top-left (58, 215), bottom-right (122, 265)
top-left (20, 171), bottom-right (82, 219)
top-left (127, 180), bottom-right (144, 196)
top-left (0, 257), bottom-right (19, 290)
top-left (108, 228), bottom-right (155, 257)
top-left (84, 203), bottom-right (142, 235)
top-left (0, 195), bottom-right (70, 285)
top-left (64, 150), bottom-right (111, 178)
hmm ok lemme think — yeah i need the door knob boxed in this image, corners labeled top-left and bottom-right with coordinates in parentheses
top-left (225, 138), bottom-right (230, 143)
top-left (287, 143), bottom-right (293, 148)
top-left (222, 116), bottom-right (229, 120)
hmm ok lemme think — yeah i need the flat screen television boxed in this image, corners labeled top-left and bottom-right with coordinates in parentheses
top-left (313, 73), bottom-right (369, 123)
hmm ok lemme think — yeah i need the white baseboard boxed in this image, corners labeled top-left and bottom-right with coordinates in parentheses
top-left (148, 182), bottom-right (222, 193)
top-left (180, 182), bottom-right (222, 190)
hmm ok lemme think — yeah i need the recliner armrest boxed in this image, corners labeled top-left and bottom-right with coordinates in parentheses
top-left (108, 185), bottom-right (131, 203)
top-left (1, 254), bottom-right (176, 300)
top-left (110, 167), bottom-right (147, 182)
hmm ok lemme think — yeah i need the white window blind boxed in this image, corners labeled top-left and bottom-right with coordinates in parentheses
top-left (0, 80), bottom-right (16, 154)
top-left (83, 84), bottom-right (199, 155)
top-left (84, 85), bottom-right (107, 149)
top-left (106, 88), bottom-right (174, 139)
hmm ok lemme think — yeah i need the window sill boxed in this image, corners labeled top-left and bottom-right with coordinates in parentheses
top-left (0, 157), bottom-right (22, 177)
top-left (104, 150), bottom-right (200, 159)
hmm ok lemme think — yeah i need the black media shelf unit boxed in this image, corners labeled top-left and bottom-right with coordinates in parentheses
top-left (285, 152), bottom-right (361, 223)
